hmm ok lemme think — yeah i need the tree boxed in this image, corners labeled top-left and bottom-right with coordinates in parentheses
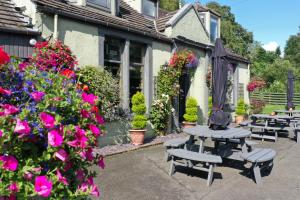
top-left (206, 1), bottom-right (253, 57)
top-left (159, 0), bottom-right (180, 11)
top-left (284, 31), bottom-right (300, 65)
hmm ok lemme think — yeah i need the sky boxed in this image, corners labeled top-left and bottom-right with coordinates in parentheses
top-left (187, 0), bottom-right (300, 52)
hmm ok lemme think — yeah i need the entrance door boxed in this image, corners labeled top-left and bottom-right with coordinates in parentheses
top-left (178, 70), bottom-right (191, 123)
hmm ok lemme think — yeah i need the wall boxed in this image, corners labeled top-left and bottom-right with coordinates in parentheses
top-left (171, 8), bottom-right (210, 45)
top-left (152, 41), bottom-right (172, 76)
top-left (12, 0), bottom-right (37, 24)
top-left (238, 63), bottom-right (250, 104)
top-left (36, 14), bottom-right (100, 67)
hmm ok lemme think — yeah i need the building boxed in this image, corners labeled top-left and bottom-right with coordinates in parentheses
top-left (9, 0), bottom-right (250, 123)
top-left (0, 0), bottom-right (39, 59)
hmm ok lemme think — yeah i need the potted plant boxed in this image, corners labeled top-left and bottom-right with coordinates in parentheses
top-left (183, 97), bottom-right (198, 128)
top-left (235, 98), bottom-right (247, 124)
top-left (129, 92), bottom-right (148, 145)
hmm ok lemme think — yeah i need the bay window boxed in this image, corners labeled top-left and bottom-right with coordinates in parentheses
top-left (143, 0), bottom-right (156, 18)
top-left (210, 16), bottom-right (218, 43)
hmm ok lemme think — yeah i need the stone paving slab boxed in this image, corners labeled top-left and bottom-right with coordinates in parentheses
top-left (93, 134), bottom-right (300, 200)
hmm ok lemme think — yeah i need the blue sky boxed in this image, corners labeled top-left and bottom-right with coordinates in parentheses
top-left (187, 0), bottom-right (300, 52)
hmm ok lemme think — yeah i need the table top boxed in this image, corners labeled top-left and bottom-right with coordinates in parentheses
top-left (251, 114), bottom-right (293, 120)
top-left (183, 125), bottom-right (251, 139)
top-left (274, 110), bottom-right (300, 114)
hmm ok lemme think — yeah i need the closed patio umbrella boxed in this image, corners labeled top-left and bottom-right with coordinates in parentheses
top-left (209, 38), bottom-right (231, 130)
top-left (286, 70), bottom-right (295, 110)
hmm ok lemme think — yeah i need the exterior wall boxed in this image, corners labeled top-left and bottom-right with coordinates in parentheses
top-left (238, 63), bottom-right (250, 104)
top-left (123, 0), bottom-right (142, 13)
top-left (12, 0), bottom-right (37, 24)
top-left (171, 8), bottom-right (210, 45)
top-left (152, 41), bottom-right (172, 76)
top-left (36, 13), bottom-right (100, 67)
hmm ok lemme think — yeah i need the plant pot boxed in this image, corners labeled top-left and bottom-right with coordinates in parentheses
top-left (235, 115), bottom-right (245, 124)
top-left (129, 129), bottom-right (146, 146)
top-left (182, 121), bottom-right (197, 128)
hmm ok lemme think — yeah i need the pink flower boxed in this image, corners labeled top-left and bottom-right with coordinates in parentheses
top-left (76, 170), bottom-right (85, 181)
top-left (31, 91), bottom-right (45, 102)
top-left (40, 112), bottom-right (55, 129)
top-left (82, 93), bottom-right (98, 105)
top-left (0, 155), bottom-right (18, 171)
top-left (67, 127), bottom-right (88, 148)
top-left (19, 62), bottom-right (29, 71)
top-left (56, 170), bottom-right (68, 186)
top-left (79, 148), bottom-right (94, 161)
top-left (0, 130), bottom-right (2, 137)
top-left (54, 149), bottom-right (68, 162)
top-left (98, 157), bottom-right (105, 169)
top-left (89, 124), bottom-right (101, 137)
top-left (34, 176), bottom-right (52, 197)
top-left (95, 113), bottom-right (105, 125)
top-left (14, 119), bottom-right (31, 137)
top-left (8, 183), bottom-right (19, 193)
top-left (1, 104), bottom-right (19, 115)
top-left (78, 177), bottom-right (100, 197)
top-left (80, 109), bottom-right (90, 118)
top-left (48, 130), bottom-right (63, 147)
top-left (24, 171), bottom-right (33, 180)
top-left (0, 87), bottom-right (12, 96)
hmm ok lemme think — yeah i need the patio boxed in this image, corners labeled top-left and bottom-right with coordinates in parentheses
top-left (95, 134), bottom-right (300, 200)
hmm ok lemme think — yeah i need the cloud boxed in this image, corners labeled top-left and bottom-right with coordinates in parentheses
top-left (262, 41), bottom-right (279, 52)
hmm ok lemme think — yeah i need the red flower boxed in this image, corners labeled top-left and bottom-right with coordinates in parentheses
top-left (60, 69), bottom-right (75, 78)
top-left (0, 47), bottom-right (10, 65)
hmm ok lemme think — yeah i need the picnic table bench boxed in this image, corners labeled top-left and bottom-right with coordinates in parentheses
top-left (167, 149), bottom-right (222, 186)
top-left (164, 137), bottom-right (190, 161)
top-left (241, 148), bottom-right (276, 185)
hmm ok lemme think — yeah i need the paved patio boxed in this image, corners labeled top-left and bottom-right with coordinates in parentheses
top-left (94, 134), bottom-right (300, 200)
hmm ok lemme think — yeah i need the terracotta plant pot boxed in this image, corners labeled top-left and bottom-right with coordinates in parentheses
top-left (182, 122), bottom-right (197, 128)
top-left (129, 130), bottom-right (146, 146)
top-left (235, 115), bottom-right (245, 124)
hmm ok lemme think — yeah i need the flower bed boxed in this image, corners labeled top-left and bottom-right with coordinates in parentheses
top-left (0, 42), bottom-right (105, 199)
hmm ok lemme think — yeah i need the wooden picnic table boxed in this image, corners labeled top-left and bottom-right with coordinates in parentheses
top-left (183, 125), bottom-right (251, 161)
top-left (251, 114), bottom-right (293, 121)
top-left (274, 110), bottom-right (300, 116)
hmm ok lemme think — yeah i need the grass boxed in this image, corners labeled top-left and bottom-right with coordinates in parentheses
top-left (262, 104), bottom-right (300, 114)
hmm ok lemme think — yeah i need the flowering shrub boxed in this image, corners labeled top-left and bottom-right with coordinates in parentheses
top-left (150, 94), bottom-right (172, 136)
top-left (169, 49), bottom-right (199, 69)
top-left (30, 41), bottom-right (78, 72)
top-left (250, 99), bottom-right (265, 114)
top-left (0, 46), bottom-right (104, 199)
top-left (247, 78), bottom-right (266, 92)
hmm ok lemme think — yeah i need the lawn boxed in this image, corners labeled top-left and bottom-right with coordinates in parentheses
top-left (262, 104), bottom-right (300, 114)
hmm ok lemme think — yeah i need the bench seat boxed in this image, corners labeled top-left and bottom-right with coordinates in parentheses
top-left (164, 137), bottom-right (190, 161)
top-left (239, 120), bottom-right (251, 127)
top-left (246, 125), bottom-right (283, 142)
top-left (293, 127), bottom-right (300, 143)
top-left (241, 148), bottom-right (276, 185)
top-left (167, 149), bottom-right (222, 186)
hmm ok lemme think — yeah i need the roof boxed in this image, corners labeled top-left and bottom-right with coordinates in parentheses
top-left (34, 0), bottom-right (171, 42)
top-left (0, 0), bottom-right (39, 35)
top-left (225, 48), bottom-right (250, 64)
top-left (194, 3), bottom-right (221, 17)
top-left (156, 10), bottom-right (177, 32)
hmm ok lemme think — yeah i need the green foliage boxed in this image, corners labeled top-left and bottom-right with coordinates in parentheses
top-left (206, 2), bottom-right (253, 57)
top-left (183, 97), bottom-right (198, 123)
top-left (250, 99), bottom-right (265, 114)
top-left (235, 99), bottom-right (247, 115)
top-left (131, 92), bottom-right (147, 130)
top-left (159, 0), bottom-right (180, 11)
top-left (285, 32), bottom-right (300, 65)
top-left (156, 65), bottom-right (181, 97)
top-left (150, 94), bottom-right (172, 136)
top-left (77, 66), bottom-right (120, 121)
top-left (208, 96), bottom-right (213, 116)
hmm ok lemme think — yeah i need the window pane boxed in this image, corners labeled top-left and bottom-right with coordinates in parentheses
top-left (143, 0), bottom-right (155, 17)
top-left (210, 17), bottom-right (218, 43)
top-left (130, 43), bottom-right (144, 64)
top-left (105, 38), bottom-right (121, 62)
top-left (88, 0), bottom-right (111, 8)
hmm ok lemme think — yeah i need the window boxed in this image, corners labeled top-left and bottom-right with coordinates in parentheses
top-left (104, 37), bottom-right (122, 77)
top-left (210, 16), bottom-right (218, 43)
top-left (199, 13), bottom-right (205, 25)
top-left (87, 0), bottom-right (111, 9)
top-left (143, 0), bottom-right (156, 17)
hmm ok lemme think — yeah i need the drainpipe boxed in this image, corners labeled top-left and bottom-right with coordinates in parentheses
top-left (53, 14), bottom-right (58, 40)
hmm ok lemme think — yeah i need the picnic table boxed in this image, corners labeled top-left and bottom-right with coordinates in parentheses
top-left (183, 125), bottom-right (251, 161)
top-left (274, 110), bottom-right (300, 116)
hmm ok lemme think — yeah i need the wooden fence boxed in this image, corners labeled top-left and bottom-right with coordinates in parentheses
top-left (250, 92), bottom-right (300, 105)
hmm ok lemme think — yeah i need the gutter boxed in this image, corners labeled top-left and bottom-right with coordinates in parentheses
top-left (0, 27), bottom-right (40, 36)
top-left (36, 5), bottom-right (172, 44)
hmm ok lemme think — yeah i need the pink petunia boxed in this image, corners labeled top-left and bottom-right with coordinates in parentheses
top-left (76, 170), bottom-right (85, 181)
top-left (1, 104), bottom-right (19, 115)
top-left (40, 112), bottom-right (55, 129)
top-left (54, 149), bottom-right (68, 162)
top-left (0, 87), bottom-right (12, 96)
top-left (8, 183), bottom-right (19, 193)
top-left (95, 113), bottom-right (105, 125)
top-left (89, 124), bottom-right (101, 137)
top-left (0, 155), bottom-right (18, 171)
top-left (67, 127), bottom-right (88, 148)
top-left (34, 176), bottom-right (52, 197)
top-left (56, 169), bottom-right (68, 186)
top-left (24, 171), bottom-right (33, 180)
top-left (80, 109), bottom-right (90, 118)
top-left (98, 157), bottom-right (105, 169)
top-left (48, 130), bottom-right (63, 147)
top-left (79, 148), bottom-right (94, 161)
top-left (0, 130), bottom-right (2, 137)
top-left (82, 93), bottom-right (98, 105)
top-left (31, 91), bottom-right (45, 102)
top-left (79, 177), bottom-right (100, 197)
top-left (14, 119), bottom-right (31, 137)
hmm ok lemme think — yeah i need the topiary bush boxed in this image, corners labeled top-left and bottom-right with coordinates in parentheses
top-left (77, 66), bottom-right (120, 121)
top-left (208, 96), bottom-right (213, 116)
top-left (131, 92), bottom-right (147, 130)
top-left (236, 98), bottom-right (247, 116)
top-left (183, 97), bottom-right (198, 123)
